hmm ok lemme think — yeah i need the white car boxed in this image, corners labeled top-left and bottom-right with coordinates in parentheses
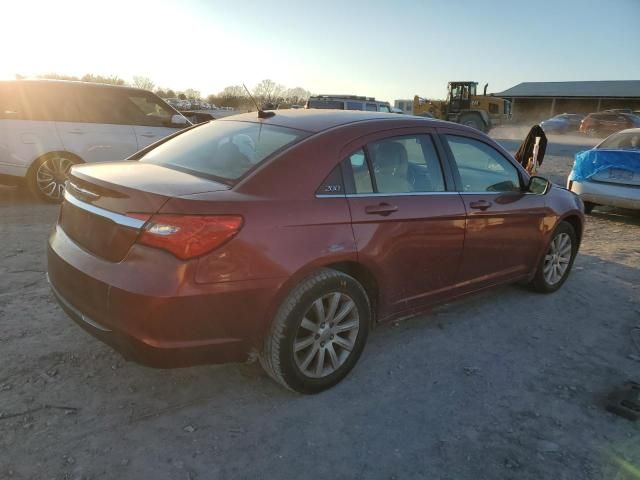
top-left (0, 80), bottom-right (190, 202)
top-left (567, 128), bottom-right (640, 212)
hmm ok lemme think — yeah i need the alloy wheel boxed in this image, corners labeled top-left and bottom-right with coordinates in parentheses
top-left (293, 292), bottom-right (360, 378)
top-left (36, 156), bottom-right (74, 201)
top-left (543, 232), bottom-right (572, 285)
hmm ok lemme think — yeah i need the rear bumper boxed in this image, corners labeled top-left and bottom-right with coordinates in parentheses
top-left (47, 225), bottom-right (284, 368)
top-left (568, 179), bottom-right (640, 210)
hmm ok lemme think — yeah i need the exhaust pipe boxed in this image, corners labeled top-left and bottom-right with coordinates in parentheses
top-left (483, 83), bottom-right (488, 96)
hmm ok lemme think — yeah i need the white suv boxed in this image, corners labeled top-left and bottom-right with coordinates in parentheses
top-left (0, 80), bottom-right (190, 202)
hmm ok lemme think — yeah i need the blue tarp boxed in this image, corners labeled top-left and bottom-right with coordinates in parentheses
top-left (569, 149), bottom-right (640, 182)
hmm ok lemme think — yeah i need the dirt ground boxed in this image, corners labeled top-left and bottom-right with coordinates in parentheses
top-left (1, 128), bottom-right (639, 480)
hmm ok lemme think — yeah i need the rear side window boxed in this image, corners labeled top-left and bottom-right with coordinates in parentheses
top-left (0, 83), bottom-right (23, 119)
top-left (0, 83), bottom-right (66, 121)
top-left (368, 135), bottom-right (445, 193)
top-left (445, 135), bottom-right (520, 192)
top-left (346, 149), bottom-right (373, 194)
top-left (346, 101), bottom-right (364, 110)
top-left (343, 136), bottom-right (446, 195)
top-left (140, 121), bottom-right (307, 183)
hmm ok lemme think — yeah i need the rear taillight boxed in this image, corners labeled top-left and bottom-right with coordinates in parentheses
top-left (128, 214), bottom-right (243, 260)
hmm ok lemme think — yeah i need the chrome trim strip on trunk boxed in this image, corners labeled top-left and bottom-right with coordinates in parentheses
top-left (47, 274), bottom-right (112, 333)
top-left (66, 181), bottom-right (100, 200)
top-left (63, 190), bottom-right (146, 230)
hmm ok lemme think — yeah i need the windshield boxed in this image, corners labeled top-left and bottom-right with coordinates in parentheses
top-left (597, 131), bottom-right (640, 150)
top-left (140, 121), bottom-right (308, 183)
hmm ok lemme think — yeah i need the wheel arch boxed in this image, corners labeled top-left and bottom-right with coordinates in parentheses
top-left (259, 258), bottom-right (380, 344)
top-left (322, 260), bottom-right (379, 328)
top-left (559, 214), bottom-right (583, 247)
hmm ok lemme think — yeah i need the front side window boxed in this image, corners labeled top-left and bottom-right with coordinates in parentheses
top-left (365, 103), bottom-right (378, 112)
top-left (368, 135), bottom-right (445, 193)
top-left (141, 121), bottom-right (307, 183)
top-left (379, 105), bottom-right (391, 113)
top-left (445, 135), bottom-right (521, 192)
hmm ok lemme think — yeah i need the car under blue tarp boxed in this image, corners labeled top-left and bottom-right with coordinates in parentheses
top-left (569, 149), bottom-right (640, 182)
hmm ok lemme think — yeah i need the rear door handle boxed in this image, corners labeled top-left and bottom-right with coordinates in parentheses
top-left (469, 200), bottom-right (492, 210)
top-left (68, 129), bottom-right (86, 135)
top-left (365, 203), bottom-right (398, 216)
top-left (140, 133), bottom-right (156, 138)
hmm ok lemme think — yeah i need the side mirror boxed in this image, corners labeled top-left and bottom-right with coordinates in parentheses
top-left (170, 114), bottom-right (190, 127)
top-left (528, 175), bottom-right (551, 195)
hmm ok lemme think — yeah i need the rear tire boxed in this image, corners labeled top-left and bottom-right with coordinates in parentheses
top-left (530, 221), bottom-right (577, 293)
top-left (28, 153), bottom-right (79, 203)
top-left (259, 269), bottom-right (371, 394)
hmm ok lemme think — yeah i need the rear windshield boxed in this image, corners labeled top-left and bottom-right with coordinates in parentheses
top-left (597, 131), bottom-right (640, 150)
top-left (139, 120), bottom-right (307, 183)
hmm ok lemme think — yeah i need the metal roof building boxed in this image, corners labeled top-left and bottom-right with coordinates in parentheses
top-left (493, 81), bottom-right (640, 121)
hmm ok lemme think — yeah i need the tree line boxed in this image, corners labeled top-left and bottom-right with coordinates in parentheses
top-left (30, 73), bottom-right (312, 109)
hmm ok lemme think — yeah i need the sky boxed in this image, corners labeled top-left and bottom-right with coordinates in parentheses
top-left (2, 0), bottom-right (639, 101)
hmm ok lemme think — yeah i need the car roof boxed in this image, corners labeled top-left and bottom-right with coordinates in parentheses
top-left (218, 109), bottom-right (444, 133)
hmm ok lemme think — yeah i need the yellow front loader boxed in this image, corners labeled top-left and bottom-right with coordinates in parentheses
top-left (413, 81), bottom-right (511, 132)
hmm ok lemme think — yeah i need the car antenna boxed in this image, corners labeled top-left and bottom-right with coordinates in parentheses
top-left (243, 83), bottom-right (275, 119)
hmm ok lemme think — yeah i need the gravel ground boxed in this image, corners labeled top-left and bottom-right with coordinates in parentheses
top-left (1, 129), bottom-right (639, 480)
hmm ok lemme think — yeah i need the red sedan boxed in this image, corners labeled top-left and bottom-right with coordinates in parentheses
top-left (47, 110), bottom-right (584, 393)
top-left (580, 112), bottom-right (640, 137)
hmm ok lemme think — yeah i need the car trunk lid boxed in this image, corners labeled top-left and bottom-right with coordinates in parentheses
top-left (591, 167), bottom-right (640, 187)
top-left (61, 162), bottom-right (230, 262)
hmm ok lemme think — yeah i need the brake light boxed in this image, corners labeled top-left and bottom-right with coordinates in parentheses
top-left (128, 214), bottom-right (243, 260)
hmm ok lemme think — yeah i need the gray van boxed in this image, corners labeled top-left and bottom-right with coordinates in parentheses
top-left (306, 95), bottom-right (392, 113)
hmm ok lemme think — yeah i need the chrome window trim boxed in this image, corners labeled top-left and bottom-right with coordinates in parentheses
top-left (64, 190), bottom-right (146, 230)
top-left (316, 190), bottom-right (537, 198)
top-left (316, 191), bottom-right (458, 198)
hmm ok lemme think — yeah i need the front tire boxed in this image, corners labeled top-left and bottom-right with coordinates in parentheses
top-left (583, 201), bottom-right (596, 214)
top-left (530, 221), bottom-right (578, 293)
top-left (28, 153), bottom-right (79, 203)
top-left (260, 269), bottom-right (371, 394)
top-left (459, 114), bottom-right (485, 132)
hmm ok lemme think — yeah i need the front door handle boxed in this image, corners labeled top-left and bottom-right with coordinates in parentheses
top-left (365, 203), bottom-right (398, 216)
top-left (68, 129), bottom-right (86, 135)
top-left (140, 133), bottom-right (156, 138)
top-left (469, 200), bottom-right (492, 211)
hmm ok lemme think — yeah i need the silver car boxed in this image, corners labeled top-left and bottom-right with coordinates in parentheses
top-left (567, 128), bottom-right (640, 212)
